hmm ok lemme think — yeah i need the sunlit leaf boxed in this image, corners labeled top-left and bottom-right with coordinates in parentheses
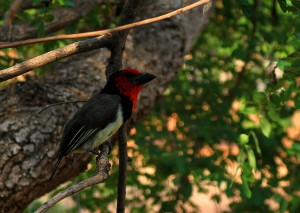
top-left (245, 145), bottom-right (256, 170)
top-left (250, 131), bottom-right (261, 155)
top-left (239, 134), bottom-right (249, 145)
top-left (253, 92), bottom-right (267, 103)
top-left (260, 117), bottom-right (272, 137)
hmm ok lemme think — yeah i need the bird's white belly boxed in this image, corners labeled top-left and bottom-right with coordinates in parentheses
top-left (84, 105), bottom-right (123, 150)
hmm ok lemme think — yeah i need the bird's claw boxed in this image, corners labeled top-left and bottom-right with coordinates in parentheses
top-left (98, 140), bottom-right (112, 154)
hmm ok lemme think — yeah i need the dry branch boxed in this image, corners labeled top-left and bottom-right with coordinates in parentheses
top-left (0, 35), bottom-right (111, 82)
top-left (35, 156), bottom-right (111, 213)
top-left (3, 0), bottom-right (23, 41)
top-left (0, 0), bottom-right (212, 49)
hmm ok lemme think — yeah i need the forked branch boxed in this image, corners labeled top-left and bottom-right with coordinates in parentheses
top-left (35, 152), bottom-right (111, 213)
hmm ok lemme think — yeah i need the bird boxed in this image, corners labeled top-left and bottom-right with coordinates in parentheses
top-left (50, 68), bottom-right (156, 180)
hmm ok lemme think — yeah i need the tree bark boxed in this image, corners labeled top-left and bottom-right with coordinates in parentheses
top-left (0, 0), bottom-right (213, 211)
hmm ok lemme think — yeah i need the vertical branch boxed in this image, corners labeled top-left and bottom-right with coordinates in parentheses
top-left (105, 0), bottom-right (142, 76)
top-left (4, 0), bottom-right (23, 41)
top-left (117, 124), bottom-right (128, 213)
top-left (103, 1), bottom-right (142, 212)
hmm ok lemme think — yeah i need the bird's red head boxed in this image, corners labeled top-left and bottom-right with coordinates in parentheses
top-left (114, 68), bottom-right (156, 112)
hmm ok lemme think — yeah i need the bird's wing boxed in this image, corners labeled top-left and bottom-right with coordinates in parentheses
top-left (59, 93), bottom-right (122, 155)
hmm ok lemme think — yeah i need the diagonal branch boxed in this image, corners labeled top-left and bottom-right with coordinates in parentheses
top-left (0, 35), bottom-right (111, 82)
top-left (35, 154), bottom-right (111, 213)
top-left (0, 0), bottom-right (212, 49)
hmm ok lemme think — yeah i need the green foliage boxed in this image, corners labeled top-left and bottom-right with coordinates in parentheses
top-left (115, 0), bottom-right (299, 211)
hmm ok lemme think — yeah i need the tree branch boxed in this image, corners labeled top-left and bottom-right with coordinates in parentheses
top-left (0, 35), bottom-right (111, 82)
top-left (117, 125), bottom-right (128, 213)
top-left (104, 0), bottom-right (142, 212)
top-left (3, 0), bottom-right (23, 41)
top-left (4, 0), bottom-right (23, 26)
top-left (0, 0), bottom-right (212, 49)
top-left (0, 0), bottom-right (212, 82)
top-left (35, 153), bottom-right (111, 213)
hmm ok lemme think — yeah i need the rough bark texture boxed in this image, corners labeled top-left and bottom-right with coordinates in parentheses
top-left (0, 0), bottom-right (213, 211)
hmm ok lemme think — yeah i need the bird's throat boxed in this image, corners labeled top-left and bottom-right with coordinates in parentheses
top-left (120, 86), bottom-right (141, 112)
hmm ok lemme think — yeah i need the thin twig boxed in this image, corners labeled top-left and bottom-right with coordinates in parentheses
top-left (3, 0), bottom-right (23, 40)
top-left (35, 156), bottom-right (111, 213)
top-left (0, 35), bottom-right (111, 82)
top-left (0, 0), bottom-right (211, 49)
top-left (117, 124), bottom-right (128, 213)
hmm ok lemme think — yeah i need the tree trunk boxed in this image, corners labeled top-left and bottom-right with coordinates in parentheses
top-left (0, 0), bottom-right (213, 211)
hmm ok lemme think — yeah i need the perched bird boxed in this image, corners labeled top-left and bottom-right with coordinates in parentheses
top-left (50, 68), bottom-right (156, 180)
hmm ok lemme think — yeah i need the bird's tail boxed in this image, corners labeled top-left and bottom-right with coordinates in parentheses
top-left (49, 156), bottom-right (63, 181)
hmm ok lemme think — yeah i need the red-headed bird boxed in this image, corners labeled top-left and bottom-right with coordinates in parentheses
top-left (50, 68), bottom-right (156, 180)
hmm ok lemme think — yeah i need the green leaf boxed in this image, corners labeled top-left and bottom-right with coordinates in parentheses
top-left (232, 48), bottom-right (248, 61)
top-left (242, 106), bottom-right (259, 114)
top-left (278, 59), bottom-right (292, 70)
top-left (291, 143), bottom-right (300, 152)
top-left (292, 0), bottom-right (300, 9)
top-left (277, 0), bottom-right (288, 12)
top-left (260, 117), bottom-right (272, 137)
top-left (245, 145), bottom-right (256, 170)
top-left (239, 134), bottom-right (249, 145)
top-left (295, 95), bottom-right (300, 108)
top-left (253, 92), bottom-right (266, 103)
top-left (176, 156), bottom-right (186, 176)
top-left (269, 93), bottom-right (282, 105)
top-left (241, 175), bottom-right (252, 198)
top-left (267, 108), bottom-right (280, 121)
top-left (250, 131), bottom-right (261, 155)
top-left (242, 161), bottom-right (252, 176)
top-left (58, 0), bottom-right (64, 5)
top-left (237, 149), bottom-right (246, 163)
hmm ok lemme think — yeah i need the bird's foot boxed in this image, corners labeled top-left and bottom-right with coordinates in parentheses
top-left (98, 140), bottom-right (112, 155)
top-left (88, 149), bottom-right (100, 156)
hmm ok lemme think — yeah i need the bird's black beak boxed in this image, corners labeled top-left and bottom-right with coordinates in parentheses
top-left (131, 72), bottom-right (156, 85)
